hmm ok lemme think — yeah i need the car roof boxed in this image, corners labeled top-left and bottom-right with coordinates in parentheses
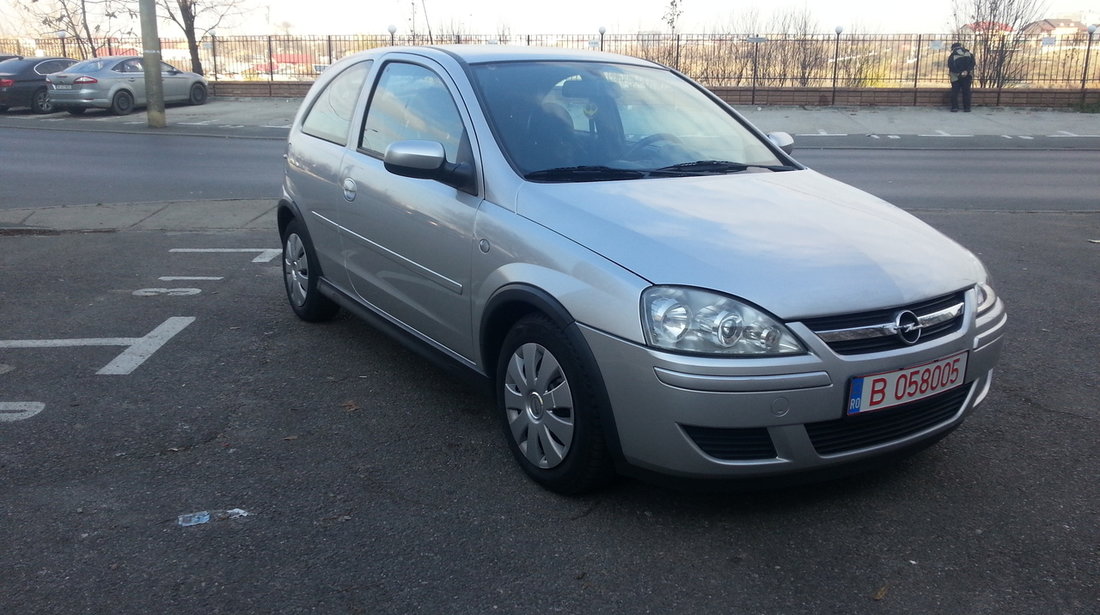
top-left (359, 45), bottom-right (664, 69)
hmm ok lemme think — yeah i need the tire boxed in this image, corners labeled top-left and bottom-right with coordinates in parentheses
top-left (30, 88), bottom-right (53, 114)
top-left (67, 107), bottom-right (87, 115)
top-left (282, 217), bottom-right (339, 322)
top-left (110, 90), bottom-right (134, 115)
top-left (188, 83), bottom-right (207, 106)
top-left (497, 314), bottom-right (616, 494)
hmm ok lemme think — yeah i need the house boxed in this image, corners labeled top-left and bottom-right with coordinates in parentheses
top-left (1020, 19), bottom-right (1088, 41)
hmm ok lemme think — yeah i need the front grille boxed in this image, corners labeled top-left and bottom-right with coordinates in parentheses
top-left (681, 425), bottom-right (778, 460)
top-left (805, 386), bottom-right (970, 455)
top-left (801, 291), bottom-right (967, 355)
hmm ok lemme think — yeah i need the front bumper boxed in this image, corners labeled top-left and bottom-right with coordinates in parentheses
top-left (581, 289), bottom-right (1007, 479)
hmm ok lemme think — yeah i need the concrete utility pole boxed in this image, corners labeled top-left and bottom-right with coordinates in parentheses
top-left (138, 0), bottom-right (166, 128)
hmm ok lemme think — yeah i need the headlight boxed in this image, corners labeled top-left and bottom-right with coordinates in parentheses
top-left (976, 282), bottom-right (998, 315)
top-left (642, 286), bottom-right (805, 356)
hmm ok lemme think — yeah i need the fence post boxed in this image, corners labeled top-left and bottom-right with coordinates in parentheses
top-left (675, 34), bottom-right (681, 71)
top-left (1084, 26), bottom-right (1097, 105)
top-left (913, 34), bottom-right (923, 105)
top-left (211, 33), bottom-right (218, 81)
top-left (995, 33), bottom-right (1006, 106)
top-left (832, 27), bottom-right (844, 105)
top-left (267, 35), bottom-right (274, 96)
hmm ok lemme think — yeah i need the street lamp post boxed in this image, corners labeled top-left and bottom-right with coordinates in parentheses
top-left (1084, 24), bottom-right (1097, 105)
top-left (388, 24), bottom-right (397, 46)
top-left (599, 26), bottom-right (606, 51)
top-left (56, 31), bottom-right (67, 57)
top-left (832, 25), bottom-right (844, 105)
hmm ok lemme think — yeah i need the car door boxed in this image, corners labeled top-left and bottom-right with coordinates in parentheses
top-left (117, 59), bottom-right (147, 103)
top-left (340, 58), bottom-right (481, 360)
top-left (284, 59), bottom-right (374, 290)
top-left (159, 62), bottom-right (189, 101)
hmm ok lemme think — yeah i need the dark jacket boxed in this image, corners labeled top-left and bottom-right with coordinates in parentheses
top-left (948, 47), bottom-right (975, 82)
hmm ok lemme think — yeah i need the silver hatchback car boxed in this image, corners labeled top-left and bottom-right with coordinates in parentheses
top-left (278, 46), bottom-right (1006, 493)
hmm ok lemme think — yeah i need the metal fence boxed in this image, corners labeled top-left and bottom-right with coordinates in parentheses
top-left (4, 32), bottom-right (1097, 90)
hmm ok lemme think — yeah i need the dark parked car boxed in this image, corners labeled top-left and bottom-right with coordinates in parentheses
top-left (0, 56), bottom-right (77, 113)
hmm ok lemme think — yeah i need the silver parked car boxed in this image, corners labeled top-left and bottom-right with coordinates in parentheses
top-left (278, 46), bottom-right (1006, 493)
top-left (46, 55), bottom-right (208, 115)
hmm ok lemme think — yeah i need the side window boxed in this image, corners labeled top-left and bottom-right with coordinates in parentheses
top-left (301, 60), bottom-right (372, 146)
top-left (360, 62), bottom-right (466, 163)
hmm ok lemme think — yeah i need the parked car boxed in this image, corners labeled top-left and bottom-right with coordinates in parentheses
top-left (277, 46), bottom-right (1007, 493)
top-left (46, 55), bottom-right (208, 115)
top-left (0, 56), bottom-right (76, 113)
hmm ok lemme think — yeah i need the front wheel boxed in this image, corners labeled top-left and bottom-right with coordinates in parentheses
top-left (188, 83), bottom-right (207, 105)
top-left (110, 90), bottom-right (134, 115)
top-left (282, 218), bottom-right (339, 322)
top-left (497, 314), bottom-right (616, 494)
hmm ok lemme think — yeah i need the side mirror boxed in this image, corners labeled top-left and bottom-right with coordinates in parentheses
top-left (766, 131), bottom-right (794, 155)
top-left (383, 140), bottom-right (475, 194)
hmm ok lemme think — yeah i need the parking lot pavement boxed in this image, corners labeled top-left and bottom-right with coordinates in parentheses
top-left (0, 199), bottom-right (277, 233)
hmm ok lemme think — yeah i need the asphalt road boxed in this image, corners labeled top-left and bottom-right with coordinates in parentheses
top-left (1, 123), bottom-right (1098, 614)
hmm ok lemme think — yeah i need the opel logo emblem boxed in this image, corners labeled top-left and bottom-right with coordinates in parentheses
top-left (894, 310), bottom-right (923, 345)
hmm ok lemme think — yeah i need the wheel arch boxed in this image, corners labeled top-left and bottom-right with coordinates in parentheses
top-left (480, 284), bottom-right (626, 465)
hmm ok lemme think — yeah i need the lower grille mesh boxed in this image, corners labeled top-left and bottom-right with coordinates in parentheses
top-left (681, 425), bottom-right (778, 460)
top-left (806, 386), bottom-right (971, 455)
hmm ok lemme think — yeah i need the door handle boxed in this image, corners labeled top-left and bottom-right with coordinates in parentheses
top-left (342, 178), bottom-right (357, 202)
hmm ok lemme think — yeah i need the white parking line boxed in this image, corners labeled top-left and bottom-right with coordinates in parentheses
top-left (0, 402), bottom-right (46, 422)
top-left (918, 130), bottom-right (974, 137)
top-left (0, 316), bottom-right (195, 375)
top-left (158, 276), bottom-right (224, 281)
top-left (170, 248), bottom-right (280, 263)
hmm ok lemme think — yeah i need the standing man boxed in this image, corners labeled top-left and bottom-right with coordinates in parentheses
top-left (948, 42), bottom-right (975, 112)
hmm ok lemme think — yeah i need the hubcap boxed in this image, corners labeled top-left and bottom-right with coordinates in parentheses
top-left (503, 342), bottom-right (574, 469)
top-left (283, 233), bottom-right (309, 306)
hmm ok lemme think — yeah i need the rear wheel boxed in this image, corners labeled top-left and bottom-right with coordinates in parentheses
top-left (497, 314), bottom-right (616, 494)
top-left (30, 88), bottom-right (53, 113)
top-left (110, 90), bottom-right (134, 115)
top-left (188, 83), bottom-right (207, 105)
top-left (282, 218), bottom-right (339, 322)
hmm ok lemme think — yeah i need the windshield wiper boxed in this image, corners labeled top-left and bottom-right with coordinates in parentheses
top-left (524, 166), bottom-right (647, 182)
top-left (649, 160), bottom-right (797, 176)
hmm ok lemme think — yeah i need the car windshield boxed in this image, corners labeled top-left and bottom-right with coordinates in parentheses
top-left (469, 60), bottom-right (786, 180)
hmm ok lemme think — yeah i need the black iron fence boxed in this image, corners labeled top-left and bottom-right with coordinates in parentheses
top-left (4, 32), bottom-right (1097, 91)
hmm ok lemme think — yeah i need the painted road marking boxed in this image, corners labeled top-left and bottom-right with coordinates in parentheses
top-left (170, 248), bottom-right (281, 263)
top-left (918, 130), bottom-right (974, 137)
top-left (132, 288), bottom-right (202, 296)
top-left (0, 316), bottom-right (195, 375)
top-left (158, 276), bottom-right (224, 281)
top-left (0, 402), bottom-right (46, 422)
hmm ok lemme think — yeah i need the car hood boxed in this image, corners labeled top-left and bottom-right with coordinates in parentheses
top-left (513, 169), bottom-right (985, 320)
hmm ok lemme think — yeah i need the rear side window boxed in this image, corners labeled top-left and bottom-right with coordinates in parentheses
top-left (301, 61), bottom-right (372, 146)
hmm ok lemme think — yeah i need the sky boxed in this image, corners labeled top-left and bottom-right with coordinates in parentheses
top-left (244, 0), bottom-right (1098, 36)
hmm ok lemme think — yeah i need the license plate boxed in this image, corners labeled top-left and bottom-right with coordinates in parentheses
top-left (53, 85), bottom-right (72, 90)
top-left (847, 351), bottom-right (968, 415)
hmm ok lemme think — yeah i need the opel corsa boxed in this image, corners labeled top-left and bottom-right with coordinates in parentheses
top-left (278, 46), bottom-right (1007, 493)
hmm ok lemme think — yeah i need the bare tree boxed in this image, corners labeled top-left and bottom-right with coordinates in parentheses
top-left (951, 0), bottom-right (1048, 87)
top-left (20, 0), bottom-right (135, 59)
top-left (158, 0), bottom-right (248, 75)
top-left (663, 0), bottom-right (683, 35)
